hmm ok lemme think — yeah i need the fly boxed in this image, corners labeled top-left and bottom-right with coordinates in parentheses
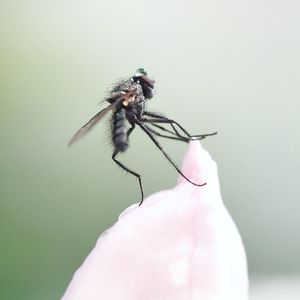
top-left (68, 68), bottom-right (217, 205)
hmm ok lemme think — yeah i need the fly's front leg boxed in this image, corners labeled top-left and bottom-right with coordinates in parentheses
top-left (143, 111), bottom-right (191, 138)
top-left (144, 124), bottom-right (189, 142)
top-left (143, 111), bottom-right (217, 140)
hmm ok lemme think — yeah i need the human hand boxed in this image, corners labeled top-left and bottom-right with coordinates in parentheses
top-left (62, 141), bottom-right (248, 300)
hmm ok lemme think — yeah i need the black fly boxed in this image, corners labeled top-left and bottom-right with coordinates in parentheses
top-left (68, 68), bottom-right (217, 205)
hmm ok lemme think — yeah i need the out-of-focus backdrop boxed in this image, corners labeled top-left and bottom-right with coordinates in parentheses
top-left (1, 0), bottom-right (299, 299)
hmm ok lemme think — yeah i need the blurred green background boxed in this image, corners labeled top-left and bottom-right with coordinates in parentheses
top-left (0, 0), bottom-right (299, 299)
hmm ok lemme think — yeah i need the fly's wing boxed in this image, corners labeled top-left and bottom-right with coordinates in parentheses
top-left (68, 97), bottom-right (122, 146)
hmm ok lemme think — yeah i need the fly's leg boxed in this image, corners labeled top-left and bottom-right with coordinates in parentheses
top-left (144, 111), bottom-right (191, 137)
top-left (143, 117), bottom-right (217, 140)
top-left (149, 123), bottom-right (217, 140)
top-left (112, 124), bottom-right (144, 206)
top-left (149, 123), bottom-right (185, 138)
top-left (143, 111), bottom-right (217, 140)
top-left (144, 124), bottom-right (189, 142)
top-left (137, 120), bottom-right (206, 187)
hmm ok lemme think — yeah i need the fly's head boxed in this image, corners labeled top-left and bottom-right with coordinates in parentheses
top-left (132, 68), bottom-right (155, 99)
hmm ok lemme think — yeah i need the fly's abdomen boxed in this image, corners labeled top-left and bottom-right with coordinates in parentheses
top-left (112, 108), bottom-right (128, 152)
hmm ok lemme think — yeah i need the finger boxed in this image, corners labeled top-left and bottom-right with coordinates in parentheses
top-left (62, 141), bottom-right (249, 300)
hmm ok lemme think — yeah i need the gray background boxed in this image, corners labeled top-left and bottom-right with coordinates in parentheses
top-left (1, 0), bottom-right (299, 299)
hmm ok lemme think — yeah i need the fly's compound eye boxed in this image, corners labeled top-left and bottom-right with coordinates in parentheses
top-left (134, 68), bottom-right (147, 77)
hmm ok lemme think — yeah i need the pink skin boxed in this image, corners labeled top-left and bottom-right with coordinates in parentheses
top-left (62, 141), bottom-right (249, 300)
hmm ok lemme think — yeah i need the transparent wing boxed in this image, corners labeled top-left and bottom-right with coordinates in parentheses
top-left (68, 97), bottom-right (122, 146)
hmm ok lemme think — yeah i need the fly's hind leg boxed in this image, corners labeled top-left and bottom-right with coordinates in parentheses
top-left (112, 124), bottom-right (144, 205)
top-left (112, 150), bottom-right (144, 205)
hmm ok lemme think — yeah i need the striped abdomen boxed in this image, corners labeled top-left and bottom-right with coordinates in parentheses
top-left (112, 108), bottom-right (128, 152)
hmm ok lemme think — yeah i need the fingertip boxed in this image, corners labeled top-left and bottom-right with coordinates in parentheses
top-left (177, 141), bottom-right (215, 186)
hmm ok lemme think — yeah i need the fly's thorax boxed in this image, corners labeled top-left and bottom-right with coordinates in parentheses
top-left (110, 79), bottom-right (142, 96)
